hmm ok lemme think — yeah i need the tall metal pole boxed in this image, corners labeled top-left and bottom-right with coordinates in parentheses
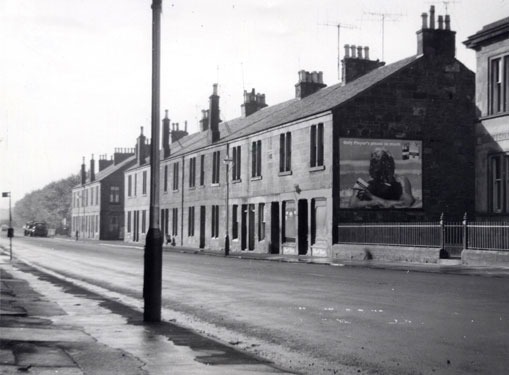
top-left (144, 0), bottom-right (163, 322)
top-left (9, 193), bottom-right (12, 261)
top-left (224, 151), bottom-right (232, 257)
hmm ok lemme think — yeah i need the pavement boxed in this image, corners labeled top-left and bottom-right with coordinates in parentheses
top-left (0, 252), bottom-right (293, 375)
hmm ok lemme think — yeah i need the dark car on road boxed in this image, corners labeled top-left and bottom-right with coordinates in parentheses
top-left (24, 221), bottom-right (48, 237)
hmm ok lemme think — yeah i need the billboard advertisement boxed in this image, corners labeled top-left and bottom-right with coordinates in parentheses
top-left (339, 138), bottom-right (422, 209)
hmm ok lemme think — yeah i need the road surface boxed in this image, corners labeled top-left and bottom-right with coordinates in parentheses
top-left (2, 236), bottom-right (508, 375)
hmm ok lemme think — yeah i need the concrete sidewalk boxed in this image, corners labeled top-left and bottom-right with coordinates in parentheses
top-left (0, 254), bottom-right (292, 375)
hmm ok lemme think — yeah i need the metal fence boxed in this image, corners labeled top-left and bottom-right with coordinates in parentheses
top-left (337, 216), bottom-right (509, 252)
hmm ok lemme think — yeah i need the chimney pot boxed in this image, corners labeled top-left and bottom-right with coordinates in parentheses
top-left (212, 83), bottom-right (218, 95)
top-left (429, 5), bottom-right (435, 29)
top-left (164, 109), bottom-right (169, 118)
top-left (350, 45), bottom-right (357, 58)
top-left (344, 44), bottom-right (350, 58)
top-left (311, 71), bottom-right (319, 83)
top-left (140, 126), bottom-right (144, 135)
top-left (421, 12), bottom-right (428, 29)
top-left (445, 14), bottom-right (450, 30)
top-left (185, 120), bottom-right (187, 132)
top-left (357, 46), bottom-right (363, 59)
top-left (318, 71), bottom-right (323, 84)
top-left (438, 15), bottom-right (444, 29)
top-left (364, 46), bottom-right (370, 60)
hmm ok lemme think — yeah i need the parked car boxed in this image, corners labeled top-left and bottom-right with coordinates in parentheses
top-left (23, 221), bottom-right (36, 236)
top-left (24, 221), bottom-right (48, 237)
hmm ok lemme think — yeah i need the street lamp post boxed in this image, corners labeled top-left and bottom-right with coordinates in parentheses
top-left (144, 0), bottom-right (163, 322)
top-left (224, 153), bottom-right (233, 257)
top-left (2, 192), bottom-right (12, 261)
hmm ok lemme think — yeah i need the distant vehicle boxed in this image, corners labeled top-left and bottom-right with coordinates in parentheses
top-left (1, 224), bottom-right (8, 232)
top-left (24, 221), bottom-right (48, 237)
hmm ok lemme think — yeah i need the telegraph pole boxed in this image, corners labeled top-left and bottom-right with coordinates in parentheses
top-left (144, 0), bottom-right (163, 322)
top-left (2, 191), bottom-right (12, 260)
top-left (319, 22), bottom-right (357, 81)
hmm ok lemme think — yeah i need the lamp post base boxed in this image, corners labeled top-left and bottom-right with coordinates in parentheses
top-left (144, 227), bottom-right (163, 322)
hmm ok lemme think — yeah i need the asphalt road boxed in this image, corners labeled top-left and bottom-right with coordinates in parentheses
top-left (2, 236), bottom-right (509, 375)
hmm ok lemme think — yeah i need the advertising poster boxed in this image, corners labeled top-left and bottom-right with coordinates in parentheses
top-left (339, 138), bottom-right (422, 209)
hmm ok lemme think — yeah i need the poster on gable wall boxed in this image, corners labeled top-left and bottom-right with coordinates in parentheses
top-left (339, 138), bottom-right (423, 209)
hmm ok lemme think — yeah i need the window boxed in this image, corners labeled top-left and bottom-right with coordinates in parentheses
top-left (85, 189), bottom-right (88, 206)
top-left (134, 173), bottom-right (137, 196)
top-left (188, 206), bottom-right (195, 236)
top-left (189, 157), bottom-right (196, 188)
top-left (95, 215), bottom-right (99, 232)
top-left (212, 151), bottom-right (220, 184)
top-left (489, 153), bottom-right (509, 213)
top-left (127, 211), bottom-right (131, 233)
top-left (252, 141), bottom-right (262, 178)
top-left (489, 55), bottom-right (509, 115)
top-left (173, 162), bottom-right (179, 190)
top-left (128, 175), bottom-right (132, 197)
top-left (164, 165), bottom-right (168, 192)
top-left (165, 209), bottom-right (169, 237)
top-left (211, 205), bottom-right (219, 238)
top-left (96, 186), bottom-right (99, 205)
top-left (110, 186), bottom-right (120, 204)
top-left (200, 155), bottom-right (205, 186)
top-left (142, 171), bottom-right (147, 195)
top-left (282, 200), bottom-right (296, 242)
top-left (279, 132), bottom-right (292, 173)
top-left (232, 146), bottom-right (241, 181)
top-left (310, 123), bottom-right (324, 167)
top-left (311, 198), bottom-right (327, 245)
top-left (232, 205), bottom-right (238, 239)
top-left (110, 215), bottom-right (119, 233)
top-left (172, 208), bottom-right (178, 236)
top-left (141, 210), bottom-right (146, 234)
top-left (90, 188), bottom-right (93, 206)
top-left (258, 203), bottom-right (265, 241)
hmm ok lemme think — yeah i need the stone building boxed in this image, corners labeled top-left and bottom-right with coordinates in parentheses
top-left (465, 17), bottom-right (509, 217)
top-left (125, 7), bottom-right (476, 256)
top-left (71, 149), bottom-right (135, 240)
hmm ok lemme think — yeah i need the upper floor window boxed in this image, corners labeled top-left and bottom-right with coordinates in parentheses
top-left (310, 123), bottom-right (324, 167)
top-left (489, 153), bottom-right (509, 213)
top-left (200, 155), bottom-right (205, 186)
top-left (128, 175), bottom-right (132, 197)
top-left (134, 173), bottom-right (137, 196)
top-left (279, 132), bottom-right (292, 173)
top-left (142, 171), bottom-right (147, 195)
top-left (164, 165), bottom-right (168, 192)
top-left (489, 55), bottom-right (509, 115)
top-left (173, 162), bottom-right (179, 191)
top-left (212, 151), bottom-right (220, 184)
top-left (189, 157), bottom-right (196, 188)
top-left (96, 186), bottom-right (99, 205)
top-left (110, 186), bottom-right (120, 204)
top-left (252, 140), bottom-right (262, 178)
top-left (232, 146), bottom-right (241, 181)
top-left (211, 205), bottom-right (219, 238)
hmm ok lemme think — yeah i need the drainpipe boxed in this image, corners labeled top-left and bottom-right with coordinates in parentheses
top-left (181, 155), bottom-right (185, 246)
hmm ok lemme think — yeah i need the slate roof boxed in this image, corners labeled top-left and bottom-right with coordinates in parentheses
top-left (464, 16), bottom-right (509, 49)
top-left (165, 54), bottom-right (421, 159)
top-left (74, 155), bottom-right (136, 188)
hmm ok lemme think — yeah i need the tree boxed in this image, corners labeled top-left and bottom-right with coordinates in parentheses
top-left (13, 174), bottom-right (80, 230)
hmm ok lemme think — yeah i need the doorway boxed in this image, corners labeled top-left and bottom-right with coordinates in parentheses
top-left (199, 206), bottom-right (206, 249)
top-left (241, 204), bottom-right (247, 250)
top-left (270, 202), bottom-right (280, 254)
top-left (248, 204), bottom-right (255, 250)
top-left (298, 199), bottom-right (308, 255)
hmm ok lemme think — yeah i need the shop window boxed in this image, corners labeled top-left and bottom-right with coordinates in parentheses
top-left (172, 208), bottom-right (178, 236)
top-left (211, 205), bottom-right (219, 238)
top-left (311, 198), bottom-right (327, 244)
top-left (282, 200), bottom-right (296, 242)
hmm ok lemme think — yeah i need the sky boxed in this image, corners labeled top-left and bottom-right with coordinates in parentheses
top-left (0, 0), bottom-right (507, 209)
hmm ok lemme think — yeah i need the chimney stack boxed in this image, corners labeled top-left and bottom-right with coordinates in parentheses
top-left (416, 5), bottom-right (456, 59)
top-left (162, 109), bottom-right (170, 158)
top-left (342, 44), bottom-right (385, 84)
top-left (241, 88), bottom-right (268, 117)
top-left (98, 154), bottom-right (114, 171)
top-left (171, 120), bottom-right (189, 143)
top-left (199, 109), bottom-right (209, 132)
top-left (90, 154), bottom-right (95, 182)
top-left (207, 84), bottom-right (220, 143)
top-left (344, 44), bottom-right (350, 58)
top-left (81, 157), bottom-right (86, 185)
top-left (137, 126), bottom-right (147, 165)
top-left (294, 70), bottom-right (326, 99)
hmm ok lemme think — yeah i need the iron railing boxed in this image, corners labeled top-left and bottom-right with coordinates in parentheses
top-left (337, 214), bottom-right (509, 251)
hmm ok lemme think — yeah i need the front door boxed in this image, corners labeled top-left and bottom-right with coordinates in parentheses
top-left (199, 206), bottom-right (206, 248)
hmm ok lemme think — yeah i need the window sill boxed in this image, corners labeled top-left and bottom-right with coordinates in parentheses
top-left (189, 186), bottom-right (196, 190)
top-left (309, 165), bottom-right (325, 172)
top-left (211, 183), bottom-right (220, 187)
top-left (232, 179), bottom-right (242, 184)
top-left (480, 112), bottom-right (509, 121)
top-left (251, 176), bottom-right (262, 181)
top-left (172, 189), bottom-right (179, 193)
top-left (278, 170), bottom-right (292, 177)
top-left (199, 185), bottom-right (205, 189)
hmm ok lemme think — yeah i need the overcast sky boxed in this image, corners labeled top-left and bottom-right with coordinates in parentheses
top-left (0, 0), bottom-right (506, 208)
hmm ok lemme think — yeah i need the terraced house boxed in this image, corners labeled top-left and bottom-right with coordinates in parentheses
top-left (124, 8), bottom-right (476, 257)
top-left (71, 150), bottom-right (135, 240)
